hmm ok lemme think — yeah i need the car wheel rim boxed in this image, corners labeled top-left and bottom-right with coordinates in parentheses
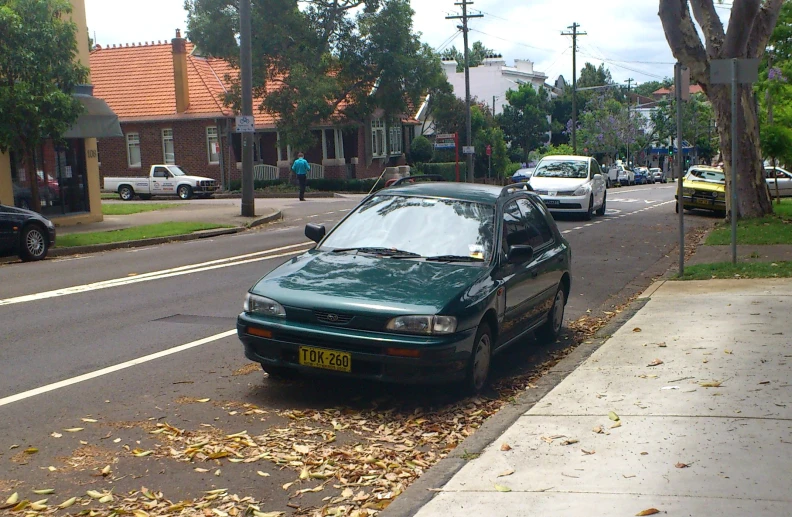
top-left (179, 188), bottom-right (188, 199)
top-left (552, 290), bottom-right (565, 333)
top-left (26, 229), bottom-right (45, 257)
top-left (472, 333), bottom-right (491, 391)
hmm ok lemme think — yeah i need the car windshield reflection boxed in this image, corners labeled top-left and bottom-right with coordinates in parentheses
top-left (319, 195), bottom-right (495, 263)
top-left (533, 159), bottom-right (588, 179)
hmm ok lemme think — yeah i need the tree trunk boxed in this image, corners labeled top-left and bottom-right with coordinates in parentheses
top-left (708, 83), bottom-right (772, 219)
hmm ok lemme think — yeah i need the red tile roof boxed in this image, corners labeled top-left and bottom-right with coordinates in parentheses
top-left (652, 84), bottom-right (704, 96)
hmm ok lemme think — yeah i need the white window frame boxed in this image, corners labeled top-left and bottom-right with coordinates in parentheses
top-left (389, 124), bottom-right (403, 156)
top-left (206, 127), bottom-right (220, 164)
top-left (162, 129), bottom-right (175, 164)
top-left (371, 118), bottom-right (386, 159)
top-left (126, 132), bottom-right (141, 168)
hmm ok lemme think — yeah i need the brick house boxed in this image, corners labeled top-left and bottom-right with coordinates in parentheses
top-left (90, 31), bottom-right (418, 187)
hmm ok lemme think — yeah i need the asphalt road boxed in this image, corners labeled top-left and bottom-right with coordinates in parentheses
top-left (0, 184), bottom-right (718, 514)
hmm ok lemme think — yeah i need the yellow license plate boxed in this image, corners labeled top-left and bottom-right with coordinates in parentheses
top-left (298, 346), bottom-right (351, 373)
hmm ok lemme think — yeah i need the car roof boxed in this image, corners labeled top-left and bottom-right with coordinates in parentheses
top-left (382, 181), bottom-right (515, 205)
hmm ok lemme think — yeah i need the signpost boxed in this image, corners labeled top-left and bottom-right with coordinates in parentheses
top-left (434, 133), bottom-right (461, 181)
top-left (235, 115), bottom-right (255, 133)
top-left (486, 145), bottom-right (492, 180)
top-left (711, 58), bottom-right (760, 265)
top-left (675, 63), bottom-right (689, 276)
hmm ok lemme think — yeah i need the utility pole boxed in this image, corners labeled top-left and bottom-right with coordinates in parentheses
top-left (562, 22), bottom-right (586, 154)
top-left (448, 1), bottom-right (483, 182)
top-left (625, 78), bottom-right (634, 167)
top-left (492, 95), bottom-right (498, 116)
top-left (239, 0), bottom-right (255, 217)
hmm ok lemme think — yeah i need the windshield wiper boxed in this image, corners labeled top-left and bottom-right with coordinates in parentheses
top-left (330, 247), bottom-right (421, 258)
top-left (424, 255), bottom-right (485, 263)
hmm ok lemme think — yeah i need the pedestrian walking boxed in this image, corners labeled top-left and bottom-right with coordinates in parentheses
top-left (292, 152), bottom-right (310, 201)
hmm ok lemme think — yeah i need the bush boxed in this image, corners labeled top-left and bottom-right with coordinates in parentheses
top-left (413, 162), bottom-right (468, 181)
top-left (544, 144), bottom-right (575, 156)
top-left (410, 135), bottom-right (434, 163)
top-left (505, 162), bottom-right (523, 177)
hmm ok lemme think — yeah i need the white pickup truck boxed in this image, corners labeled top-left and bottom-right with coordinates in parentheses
top-left (104, 165), bottom-right (219, 200)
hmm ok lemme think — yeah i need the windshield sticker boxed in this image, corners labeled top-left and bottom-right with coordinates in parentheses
top-left (469, 244), bottom-right (485, 260)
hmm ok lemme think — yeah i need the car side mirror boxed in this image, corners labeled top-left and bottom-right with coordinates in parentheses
top-left (507, 245), bottom-right (534, 264)
top-left (305, 223), bottom-right (326, 243)
top-left (593, 174), bottom-right (602, 180)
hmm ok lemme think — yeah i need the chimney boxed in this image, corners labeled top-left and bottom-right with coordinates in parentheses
top-left (172, 29), bottom-right (190, 113)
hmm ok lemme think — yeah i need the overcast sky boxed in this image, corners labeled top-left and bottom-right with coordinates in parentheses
top-left (84, 0), bottom-right (731, 88)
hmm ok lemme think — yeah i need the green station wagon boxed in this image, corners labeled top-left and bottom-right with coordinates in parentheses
top-left (237, 179), bottom-right (572, 393)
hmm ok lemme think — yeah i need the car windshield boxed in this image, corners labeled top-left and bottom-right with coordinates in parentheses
top-left (687, 169), bottom-right (725, 183)
top-left (167, 166), bottom-right (187, 176)
top-left (533, 159), bottom-right (588, 179)
top-left (320, 195), bottom-right (496, 262)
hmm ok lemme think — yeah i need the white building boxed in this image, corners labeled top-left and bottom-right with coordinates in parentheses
top-left (442, 55), bottom-right (548, 116)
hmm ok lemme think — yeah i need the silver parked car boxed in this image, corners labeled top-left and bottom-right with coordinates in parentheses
top-left (765, 166), bottom-right (792, 197)
top-left (650, 168), bottom-right (666, 183)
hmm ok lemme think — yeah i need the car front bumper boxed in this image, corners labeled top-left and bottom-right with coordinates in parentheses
top-left (538, 194), bottom-right (588, 212)
top-left (237, 313), bottom-right (477, 384)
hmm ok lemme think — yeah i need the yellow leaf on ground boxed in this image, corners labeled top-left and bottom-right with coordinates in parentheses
top-left (81, 418), bottom-right (98, 423)
top-left (63, 428), bottom-right (84, 432)
top-left (700, 381), bottom-right (723, 388)
top-left (257, 471), bottom-right (270, 477)
top-left (24, 447), bottom-right (38, 454)
top-left (636, 509), bottom-right (660, 516)
top-left (32, 489), bottom-right (54, 495)
top-left (197, 398), bottom-right (211, 403)
top-left (4, 492), bottom-right (19, 507)
top-left (608, 411), bottom-right (620, 421)
top-left (498, 469), bottom-right (515, 477)
top-left (494, 484), bottom-right (512, 492)
top-left (57, 497), bottom-right (77, 509)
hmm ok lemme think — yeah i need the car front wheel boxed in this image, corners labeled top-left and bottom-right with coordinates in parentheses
top-left (463, 323), bottom-right (492, 394)
top-left (20, 225), bottom-right (49, 262)
top-left (596, 192), bottom-right (607, 216)
top-left (178, 185), bottom-right (193, 200)
top-left (536, 287), bottom-right (566, 343)
top-left (583, 195), bottom-right (594, 220)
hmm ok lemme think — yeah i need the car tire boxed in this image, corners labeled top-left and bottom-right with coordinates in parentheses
top-left (463, 323), bottom-right (493, 395)
top-left (536, 287), bottom-right (566, 343)
top-left (260, 363), bottom-right (298, 379)
top-left (583, 195), bottom-right (594, 220)
top-left (178, 185), bottom-right (193, 200)
top-left (596, 192), bottom-right (607, 216)
top-left (119, 185), bottom-right (135, 201)
top-left (20, 224), bottom-right (49, 262)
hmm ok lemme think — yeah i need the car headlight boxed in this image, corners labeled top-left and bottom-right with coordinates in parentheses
top-left (244, 293), bottom-right (286, 318)
top-left (573, 184), bottom-right (591, 196)
top-left (386, 315), bottom-right (458, 335)
top-left (683, 188), bottom-right (695, 196)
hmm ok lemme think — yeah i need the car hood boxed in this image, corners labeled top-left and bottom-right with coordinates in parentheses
top-left (529, 177), bottom-right (588, 190)
top-left (0, 204), bottom-right (53, 224)
top-left (179, 176), bottom-right (215, 182)
top-left (251, 250), bottom-right (488, 315)
top-left (684, 179), bottom-right (725, 192)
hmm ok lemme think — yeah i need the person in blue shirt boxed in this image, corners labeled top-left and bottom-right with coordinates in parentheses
top-left (291, 152), bottom-right (310, 201)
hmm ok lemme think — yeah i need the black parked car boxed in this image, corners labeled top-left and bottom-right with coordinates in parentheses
top-left (237, 178), bottom-right (572, 393)
top-left (0, 203), bottom-right (56, 261)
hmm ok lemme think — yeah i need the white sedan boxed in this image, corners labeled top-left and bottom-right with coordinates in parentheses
top-left (765, 167), bottom-right (792, 197)
top-left (528, 155), bottom-right (608, 220)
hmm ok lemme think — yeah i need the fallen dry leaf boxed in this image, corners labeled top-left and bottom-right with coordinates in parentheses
top-left (647, 359), bottom-right (664, 367)
top-left (657, 342), bottom-right (667, 347)
top-left (636, 509), bottom-right (660, 516)
top-left (582, 449), bottom-right (595, 455)
top-left (81, 418), bottom-right (98, 423)
top-left (50, 432), bottom-right (62, 438)
top-left (32, 489), bottom-right (54, 495)
top-left (725, 350), bottom-right (733, 355)
top-left (497, 469), bottom-right (515, 477)
top-left (197, 398), bottom-right (211, 403)
top-left (494, 484), bottom-right (512, 492)
top-left (500, 443), bottom-right (512, 451)
top-left (592, 425), bottom-right (604, 434)
top-left (633, 327), bottom-right (642, 333)
top-left (257, 471), bottom-right (271, 477)
top-left (63, 427), bottom-right (84, 433)
top-left (608, 411), bottom-right (620, 422)
top-left (675, 462), bottom-right (690, 468)
top-left (2, 492), bottom-right (19, 508)
top-left (24, 447), bottom-right (38, 454)
top-left (611, 421), bottom-right (622, 429)
top-left (700, 381), bottom-right (723, 388)
top-left (560, 439), bottom-right (579, 446)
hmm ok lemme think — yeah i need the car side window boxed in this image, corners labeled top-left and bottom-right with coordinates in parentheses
top-left (591, 160), bottom-right (602, 178)
top-left (517, 198), bottom-right (554, 249)
top-left (153, 167), bottom-right (168, 178)
top-left (502, 201), bottom-right (529, 253)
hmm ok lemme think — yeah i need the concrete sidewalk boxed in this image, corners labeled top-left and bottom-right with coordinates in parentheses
top-left (391, 279), bottom-right (792, 516)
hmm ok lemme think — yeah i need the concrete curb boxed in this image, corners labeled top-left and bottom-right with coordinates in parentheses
top-left (213, 192), bottom-right (337, 199)
top-left (380, 299), bottom-right (651, 517)
top-left (48, 210), bottom-right (282, 258)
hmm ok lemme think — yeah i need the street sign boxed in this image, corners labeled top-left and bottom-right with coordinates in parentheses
top-left (680, 66), bottom-right (691, 101)
top-left (486, 145), bottom-right (492, 156)
top-left (710, 58), bottom-right (759, 85)
top-left (435, 133), bottom-right (456, 140)
top-left (235, 115), bottom-right (255, 133)
top-left (434, 143), bottom-right (456, 149)
top-left (463, 146), bottom-right (475, 155)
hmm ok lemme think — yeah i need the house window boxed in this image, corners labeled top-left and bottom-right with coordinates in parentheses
top-left (371, 118), bottom-right (386, 158)
top-left (162, 129), bottom-right (175, 164)
top-left (206, 127), bottom-right (220, 163)
top-left (389, 124), bottom-right (403, 156)
top-left (126, 133), bottom-right (141, 168)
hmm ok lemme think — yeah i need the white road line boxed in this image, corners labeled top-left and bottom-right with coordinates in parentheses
top-left (0, 329), bottom-right (237, 408)
top-left (0, 243), bottom-right (313, 307)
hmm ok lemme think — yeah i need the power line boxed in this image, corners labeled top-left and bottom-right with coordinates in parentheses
top-left (436, 30), bottom-right (461, 53)
top-left (468, 28), bottom-right (556, 53)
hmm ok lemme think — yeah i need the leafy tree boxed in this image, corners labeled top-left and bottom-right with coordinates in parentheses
top-left (634, 79), bottom-right (673, 97)
top-left (577, 62), bottom-right (613, 89)
top-left (441, 41), bottom-right (494, 73)
top-left (409, 135), bottom-right (433, 164)
top-left (649, 94), bottom-right (717, 161)
top-left (659, 0), bottom-right (784, 218)
top-left (474, 126), bottom-right (508, 178)
top-left (761, 123), bottom-right (792, 204)
top-left (550, 91), bottom-right (573, 146)
top-left (544, 143), bottom-right (575, 156)
top-left (498, 84), bottom-right (551, 162)
top-left (0, 0), bottom-right (88, 211)
top-left (186, 0), bottom-right (443, 152)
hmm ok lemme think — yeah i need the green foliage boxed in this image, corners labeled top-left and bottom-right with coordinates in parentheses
top-left (679, 261), bottom-right (792, 280)
top-left (186, 0), bottom-right (444, 151)
top-left (228, 177), bottom-right (383, 193)
top-left (633, 79), bottom-right (672, 97)
top-left (544, 144), bottom-right (575, 156)
top-left (409, 135), bottom-right (434, 163)
top-left (0, 0), bottom-right (88, 155)
top-left (101, 203), bottom-right (181, 215)
top-left (440, 41), bottom-right (494, 73)
top-left (498, 84), bottom-right (551, 162)
top-left (414, 162), bottom-right (467, 181)
top-left (761, 124), bottom-right (792, 164)
top-left (474, 126), bottom-right (508, 178)
top-left (55, 222), bottom-right (231, 248)
top-left (505, 161), bottom-right (523, 177)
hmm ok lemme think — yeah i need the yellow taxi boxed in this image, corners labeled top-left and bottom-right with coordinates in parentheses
top-left (675, 166), bottom-right (726, 214)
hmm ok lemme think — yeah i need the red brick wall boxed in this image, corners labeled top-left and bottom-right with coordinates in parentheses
top-left (97, 119), bottom-right (234, 185)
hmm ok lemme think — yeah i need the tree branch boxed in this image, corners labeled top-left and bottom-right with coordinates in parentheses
top-left (658, 0), bottom-right (709, 86)
top-left (724, 0), bottom-right (761, 56)
top-left (747, 0), bottom-right (785, 58)
top-left (689, 0), bottom-right (724, 58)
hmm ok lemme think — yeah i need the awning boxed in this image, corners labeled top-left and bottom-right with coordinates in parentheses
top-left (63, 94), bottom-right (123, 139)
